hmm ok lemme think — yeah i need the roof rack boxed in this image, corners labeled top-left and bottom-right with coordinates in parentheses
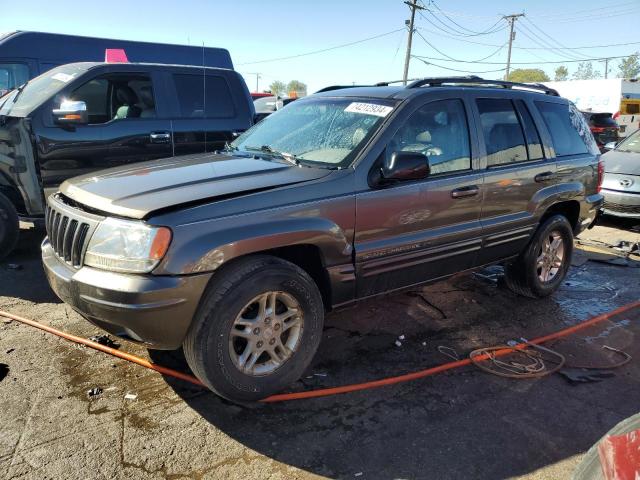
top-left (405, 76), bottom-right (559, 96)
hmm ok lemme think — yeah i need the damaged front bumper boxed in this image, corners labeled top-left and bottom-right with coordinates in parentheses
top-left (41, 239), bottom-right (212, 349)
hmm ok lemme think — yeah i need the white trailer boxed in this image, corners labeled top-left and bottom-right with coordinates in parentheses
top-left (543, 79), bottom-right (640, 137)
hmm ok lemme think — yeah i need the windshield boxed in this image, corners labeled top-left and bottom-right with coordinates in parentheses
top-left (616, 129), bottom-right (640, 154)
top-left (0, 63), bottom-right (90, 117)
top-left (232, 97), bottom-right (395, 167)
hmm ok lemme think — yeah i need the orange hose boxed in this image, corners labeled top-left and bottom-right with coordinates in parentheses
top-left (1, 299), bottom-right (638, 403)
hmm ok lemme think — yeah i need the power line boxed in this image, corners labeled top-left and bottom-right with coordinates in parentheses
top-left (417, 4), bottom-right (505, 38)
top-left (237, 28), bottom-right (406, 65)
top-left (429, 0), bottom-right (506, 36)
top-left (412, 56), bottom-right (506, 74)
top-left (411, 53), bottom-right (632, 65)
top-left (516, 24), bottom-right (588, 62)
top-left (415, 29), bottom-right (507, 63)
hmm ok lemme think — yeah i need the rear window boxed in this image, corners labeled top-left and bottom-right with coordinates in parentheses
top-left (173, 74), bottom-right (235, 118)
top-left (535, 102), bottom-right (598, 157)
top-left (589, 113), bottom-right (617, 127)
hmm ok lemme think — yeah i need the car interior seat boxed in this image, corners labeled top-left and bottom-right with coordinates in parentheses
top-left (138, 86), bottom-right (156, 118)
top-left (114, 85), bottom-right (142, 119)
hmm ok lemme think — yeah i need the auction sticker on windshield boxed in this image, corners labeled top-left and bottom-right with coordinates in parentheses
top-left (345, 102), bottom-right (393, 117)
top-left (51, 73), bottom-right (75, 83)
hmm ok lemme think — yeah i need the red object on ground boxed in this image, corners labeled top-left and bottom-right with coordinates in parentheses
top-left (598, 429), bottom-right (640, 480)
top-left (105, 49), bottom-right (128, 63)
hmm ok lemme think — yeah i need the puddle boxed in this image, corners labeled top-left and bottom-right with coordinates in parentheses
top-left (557, 267), bottom-right (624, 321)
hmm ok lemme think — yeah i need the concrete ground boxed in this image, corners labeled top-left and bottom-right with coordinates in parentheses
top-left (0, 216), bottom-right (639, 480)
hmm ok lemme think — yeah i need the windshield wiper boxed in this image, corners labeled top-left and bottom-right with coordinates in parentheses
top-left (11, 80), bottom-right (29, 104)
top-left (245, 145), bottom-right (299, 166)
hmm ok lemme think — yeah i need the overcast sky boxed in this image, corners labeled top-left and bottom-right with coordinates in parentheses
top-left (1, 0), bottom-right (638, 93)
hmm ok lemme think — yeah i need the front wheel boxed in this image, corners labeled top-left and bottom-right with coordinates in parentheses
top-left (183, 255), bottom-right (324, 403)
top-left (504, 215), bottom-right (574, 298)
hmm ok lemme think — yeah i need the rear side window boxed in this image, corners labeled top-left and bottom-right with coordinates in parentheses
top-left (476, 98), bottom-right (527, 166)
top-left (514, 100), bottom-right (544, 160)
top-left (535, 101), bottom-right (598, 156)
top-left (588, 113), bottom-right (617, 127)
top-left (173, 74), bottom-right (235, 118)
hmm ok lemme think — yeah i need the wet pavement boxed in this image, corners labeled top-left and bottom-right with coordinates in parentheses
top-left (0, 216), bottom-right (639, 479)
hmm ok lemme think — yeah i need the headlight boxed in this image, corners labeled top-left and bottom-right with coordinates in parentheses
top-left (84, 218), bottom-right (172, 273)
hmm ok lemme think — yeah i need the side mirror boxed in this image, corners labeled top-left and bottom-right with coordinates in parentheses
top-left (381, 151), bottom-right (429, 182)
top-left (603, 141), bottom-right (617, 151)
top-left (53, 100), bottom-right (88, 125)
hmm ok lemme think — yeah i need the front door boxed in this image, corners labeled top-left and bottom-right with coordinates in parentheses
top-left (354, 97), bottom-right (483, 298)
top-left (36, 71), bottom-right (172, 196)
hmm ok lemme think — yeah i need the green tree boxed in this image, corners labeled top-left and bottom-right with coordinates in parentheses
top-left (286, 80), bottom-right (307, 97)
top-left (507, 69), bottom-right (550, 83)
top-left (618, 52), bottom-right (640, 79)
top-left (554, 66), bottom-right (569, 81)
top-left (572, 62), bottom-right (601, 80)
top-left (269, 80), bottom-right (286, 96)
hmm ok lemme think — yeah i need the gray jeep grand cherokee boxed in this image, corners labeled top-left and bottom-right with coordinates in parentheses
top-left (42, 77), bottom-right (603, 402)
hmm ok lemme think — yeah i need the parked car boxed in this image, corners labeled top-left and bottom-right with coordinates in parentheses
top-left (581, 111), bottom-right (620, 151)
top-left (253, 95), bottom-right (296, 122)
top-left (0, 31), bottom-right (234, 96)
top-left (41, 77), bottom-right (603, 403)
top-left (600, 129), bottom-right (640, 218)
top-left (0, 61), bottom-right (255, 258)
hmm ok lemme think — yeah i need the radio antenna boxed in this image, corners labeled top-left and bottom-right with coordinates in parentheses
top-left (202, 41), bottom-right (206, 152)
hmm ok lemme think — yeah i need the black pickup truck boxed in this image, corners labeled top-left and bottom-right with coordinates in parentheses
top-left (0, 61), bottom-right (255, 257)
top-left (41, 77), bottom-right (603, 403)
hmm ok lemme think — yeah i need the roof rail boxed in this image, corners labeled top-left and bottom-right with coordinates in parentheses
top-left (406, 76), bottom-right (559, 96)
top-left (315, 85), bottom-right (370, 93)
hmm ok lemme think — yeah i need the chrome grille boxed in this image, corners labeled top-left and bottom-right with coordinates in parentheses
top-left (45, 195), bottom-right (103, 268)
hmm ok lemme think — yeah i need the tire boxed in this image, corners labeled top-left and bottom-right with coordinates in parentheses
top-left (0, 193), bottom-right (19, 260)
top-left (504, 214), bottom-right (574, 298)
top-left (183, 255), bottom-right (324, 403)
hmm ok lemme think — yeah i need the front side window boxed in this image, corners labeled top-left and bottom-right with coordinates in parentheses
top-left (68, 74), bottom-right (156, 124)
top-left (232, 98), bottom-right (393, 167)
top-left (535, 101), bottom-right (598, 156)
top-left (477, 98), bottom-right (528, 166)
top-left (388, 99), bottom-right (471, 175)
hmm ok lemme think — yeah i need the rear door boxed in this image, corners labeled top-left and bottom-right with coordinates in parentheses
top-left (354, 95), bottom-right (484, 298)
top-left (167, 69), bottom-right (252, 156)
top-left (35, 67), bottom-right (172, 195)
top-left (472, 94), bottom-right (556, 265)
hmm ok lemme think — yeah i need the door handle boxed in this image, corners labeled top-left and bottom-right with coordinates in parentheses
top-left (451, 185), bottom-right (479, 199)
top-left (534, 171), bottom-right (556, 183)
top-left (150, 132), bottom-right (171, 144)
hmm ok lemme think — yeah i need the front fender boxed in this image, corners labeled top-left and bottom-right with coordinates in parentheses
top-left (155, 201), bottom-right (355, 276)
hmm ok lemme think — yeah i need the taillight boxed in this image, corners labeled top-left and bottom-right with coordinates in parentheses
top-left (591, 126), bottom-right (605, 133)
top-left (597, 159), bottom-right (605, 193)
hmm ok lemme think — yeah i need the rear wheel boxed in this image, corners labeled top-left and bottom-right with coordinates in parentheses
top-left (183, 255), bottom-right (324, 403)
top-left (0, 193), bottom-right (19, 260)
top-left (504, 215), bottom-right (573, 298)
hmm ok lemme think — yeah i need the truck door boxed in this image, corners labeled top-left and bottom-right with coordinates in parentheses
top-left (354, 97), bottom-right (483, 298)
top-left (36, 70), bottom-right (172, 196)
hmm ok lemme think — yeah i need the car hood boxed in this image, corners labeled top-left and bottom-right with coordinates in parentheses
top-left (60, 153), bottom-right (332, 219)
top-left (602, 150), bottom-right (640, 175)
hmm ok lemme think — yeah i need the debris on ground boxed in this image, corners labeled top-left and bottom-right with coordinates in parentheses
top-left (0, 363), bottom-right (8, 382)
top-left (86, 387), bottom-right (103, 398)
top-left (398, 334), bottom-right (405, 341)
top-left (124, 392), bottom-right (138, 401)
top-left (88, 334), bottom-right (121, 349)
top-left (354, 473), bottom-right (363, 477)
top-left (558, 369), bottom-right (615, 384)
top-left (395, 340), bottom-right (402, 347)
top-left (575, 240), bottom-right (640, 268)
top-left (438, 346), bottom-right (460, 361)
top-left (6, 348), bottom-right (14, 354)
top-left (6, 263), bottom-right (23, 270)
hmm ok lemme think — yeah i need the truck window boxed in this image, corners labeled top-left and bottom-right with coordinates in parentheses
top-left (68, 74), bottom-right (156, 124)
top-left (514, 100), bottom-right (544, 160)
top-left (173, 74), bottom-right (235, 118)
top-left (0, 63), bottom-right (29, 96)
top-left (476, 98), bottom-right (528, 166)
top-left (388, 99), bottom-right (471, 175)
top-left (535, 101), bottom-right (594, 157)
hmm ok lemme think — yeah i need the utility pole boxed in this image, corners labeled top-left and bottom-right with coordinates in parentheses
top-left (503, 13), bottom-right (524, 80)
top-left (604, 58), bottom-right (610, 79)
top-left (247, 73), bottom-right (261, 92)
top-left (402, 0), bottom-right (424, 85)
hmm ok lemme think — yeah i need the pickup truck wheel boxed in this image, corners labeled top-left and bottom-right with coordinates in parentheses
top-left (183, 255), bottom-right (324, 403)
top-left (504, 215), bottom-right (573, 298)
top-left (0, 193), bottom-right (19, 260)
